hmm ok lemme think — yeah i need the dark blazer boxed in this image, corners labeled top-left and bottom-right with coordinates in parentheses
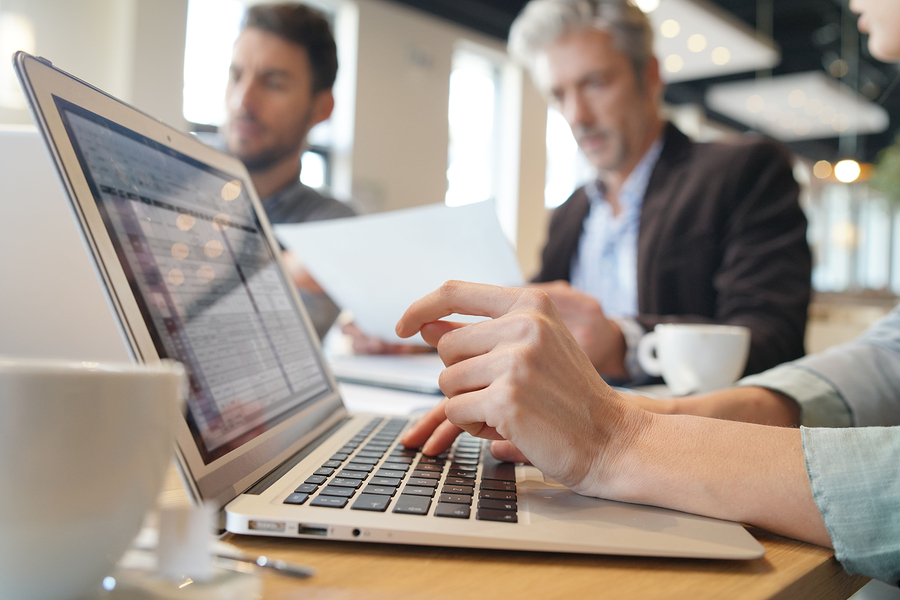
top-left (534, 123), bottom-right (811, 376)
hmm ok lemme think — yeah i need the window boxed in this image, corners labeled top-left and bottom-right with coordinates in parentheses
top-left (445, 48), bottom-right (501, 207)
top-left (809, 181), bottom-right (900, 295)
top-left (182, 0), bottom-right (339, 190)
top-left (544, 108), bottom-right (594, 208)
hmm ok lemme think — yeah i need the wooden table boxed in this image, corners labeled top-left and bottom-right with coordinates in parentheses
top-left (221, 528), bottom-right (867, 600)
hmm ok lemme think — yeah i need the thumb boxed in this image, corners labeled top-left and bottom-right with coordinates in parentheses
top-left (490, 440), bottom-right (530, 464)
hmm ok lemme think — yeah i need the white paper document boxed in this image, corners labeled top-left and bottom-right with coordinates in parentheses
top-left (274, 201), bottom-right (524, 343)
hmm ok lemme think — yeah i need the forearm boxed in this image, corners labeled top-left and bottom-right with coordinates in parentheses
top-left (608, 412), bottom-right (830, 546)
top-left (671, 386), bottom-right (801, 426)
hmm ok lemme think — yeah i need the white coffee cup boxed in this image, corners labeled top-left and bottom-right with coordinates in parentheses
top-left (636, 324), bottom-right (751, 395)
top-left (0, 358), bottom-right (185, 600)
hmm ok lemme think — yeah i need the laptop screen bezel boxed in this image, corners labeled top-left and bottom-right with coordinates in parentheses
top-left (14, 52), bottom-right (349, 511)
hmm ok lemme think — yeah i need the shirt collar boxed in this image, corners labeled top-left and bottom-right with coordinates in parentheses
top-left (585, 136), bottom-right (664, 211)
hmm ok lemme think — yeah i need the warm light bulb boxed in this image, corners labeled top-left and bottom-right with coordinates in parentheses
top-left (660, 20), bottom-right (681, 38)
top-left (813, 160), bottom-right (832, 179)
top-left (687, 34), bottom-right (707, 52)
top-left (834, 159), bottom-right (861, 183)
top-left (664, 54), bottom-right (684, 73)
top-left (633, 0), bottom-right (660, 13)
top-left (711, 47), bottom-right (731, 65)
top-left (746, 95), bottom-right (764, 113)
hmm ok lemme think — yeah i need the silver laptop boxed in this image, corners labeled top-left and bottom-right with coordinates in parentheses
top-left (15, 52), bottom-right (764, 560)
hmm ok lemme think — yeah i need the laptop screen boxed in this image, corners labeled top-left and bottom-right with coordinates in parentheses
top-left (54, 97), bottom-right (333, 464)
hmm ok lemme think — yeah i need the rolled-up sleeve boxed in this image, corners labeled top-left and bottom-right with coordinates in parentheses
top-left (802, 426), bottom-right (900, 584)
top-left (738, 305), bottom-right (900, 427)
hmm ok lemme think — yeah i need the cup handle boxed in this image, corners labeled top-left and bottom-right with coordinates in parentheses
top-left (636, 331), bottom-right (662, 377)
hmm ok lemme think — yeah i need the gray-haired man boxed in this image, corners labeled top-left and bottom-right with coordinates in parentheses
top-left (514, 0), bottom-right (811, 384)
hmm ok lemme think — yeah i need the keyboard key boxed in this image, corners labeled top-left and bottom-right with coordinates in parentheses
top-left (481, 480), bottom-right (516, 492)
top-left (330, 478), bottom-right (363, 489)
top-left (385, 455), bottom-right (414, 464)
top-left (321, 460), bottom-right (342, 469)
top-left (294, 483), bottom-right (319, 494)
top-left (349, 456), bottom-right (379, 465)
top-left (444, 477), bottom-right (472, 486)
top-left (449, 464), bottom-right (477, 472)
top-left (393, 494), bottom-right (431, 515)
top-left (381, 462), bottom-right (410, 472)
top-left (477, 508), bottom-right (517, 523)
top-left (338, 446), bottom-right (357, 454)
top-left (481, 456), bottom-right (516, 482)
top-left (478, 498), bottom-right (517, 511)
top-left (418, 456), bottom-right (445, 465)
top-left (362, 484), bottom-right (397, 496)
top-left (313, 467), bottom-right (335, 477)
top-left (391, 448), bottom-right (419, 457)
top-left (414, 463), bottom-right (443, 472)
top-left (479, 490), bottom-right (516, 502)
top-left (330, 453), bottom-right (350, 462)
top-left (410, 470), bottom-right (441, 480)
top-left (351, 494), bottom-right (392, 512)
top-left (284, 492), bottom-right (309, 505)
top-left (319, 485), bottom-right (356, 498)
top-left (407, 478), bottom-right (438, 488)
top-left (435, 503), bottom-right (471, 519)
top-left (342, 463), bottom-right (374, 473)
top-left (401, 486), bottom-right (435, 497)
top-left (439, 493), bottom-right (472, 504)
top-left (336, 470), bottom-right (368, 480)
top-left (442, 485), bottom-right (474, 496)
top-left (356, 450), bottom-right (384, 458)
top-left (448, 470), bottom-right (475, 479)
top-left (374, 470), bottom-right (406, 479)
top-left (370, 477), bottom-right (402, 487)
top-left (450, 458), bottom-right (479, 466)
top-left (311, 495), bottom-right (349, 508)
top-left (304, 475), bottom-right (328, 485)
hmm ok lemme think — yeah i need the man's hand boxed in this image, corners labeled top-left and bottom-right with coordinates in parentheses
top-left (281, 250), bottom-right (324, 293)
top-left (395, 281), bottom-right (650, 496)
top-left (529, 281), bottom-right (627, 378)
top-left (341, 322), bottom-right (435, 355)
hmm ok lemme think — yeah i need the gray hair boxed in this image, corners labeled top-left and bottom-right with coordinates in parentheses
top-left (508, 0), bottom-right (654, 90)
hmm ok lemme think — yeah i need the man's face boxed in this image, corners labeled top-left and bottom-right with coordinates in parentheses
top-left (223, 27), bottom-right (332, 172)
top-left (539, 28), bottom-right (661, 175)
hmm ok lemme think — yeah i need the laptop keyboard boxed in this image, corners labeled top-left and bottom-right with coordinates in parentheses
top-left (283, 417), bottom-right (518, 523)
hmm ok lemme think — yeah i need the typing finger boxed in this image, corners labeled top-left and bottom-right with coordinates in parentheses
top-left (421, 419), bottom-right (467, 456)
top-left (401, 397), bottom-right (449, 448)
top-left (490, 440), bottom-right (530, 464)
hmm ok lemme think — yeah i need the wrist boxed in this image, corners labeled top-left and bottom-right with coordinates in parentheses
top-left (575, 395), bottom-right (657, 500)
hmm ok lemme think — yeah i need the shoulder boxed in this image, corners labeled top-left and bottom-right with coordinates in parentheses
top-left (300, 185), bottom-right (357, 221)
top-left (680, 132), bottom-right (793, 174)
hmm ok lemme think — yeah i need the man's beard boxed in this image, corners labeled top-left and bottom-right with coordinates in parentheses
top-left (227, 106), bottom-right (313, 174)
top-left (573, 125), bottom-right (627, 174)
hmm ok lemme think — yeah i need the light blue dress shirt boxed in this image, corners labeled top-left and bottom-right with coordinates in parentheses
top-left (569, 140), bottom-right (663, 380)
top-left (738, 305), bottom-right (900, 584)
top-left (570, 139), bottom-right (663, 319)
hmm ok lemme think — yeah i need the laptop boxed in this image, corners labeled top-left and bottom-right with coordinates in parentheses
top-left (15, 52), bottom-right (764, 560)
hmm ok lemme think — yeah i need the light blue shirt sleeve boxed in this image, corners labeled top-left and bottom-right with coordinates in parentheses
top-left (737, 304), bottom-right (900, 427)
top-left (802, 426), bottom-right (900, 585)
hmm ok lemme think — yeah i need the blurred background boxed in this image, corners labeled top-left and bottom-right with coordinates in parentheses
top-left (2, 0), bottom-right (900, 355)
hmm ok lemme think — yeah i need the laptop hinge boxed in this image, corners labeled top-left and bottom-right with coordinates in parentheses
top-left (243, 416), bottom-right (352, 495)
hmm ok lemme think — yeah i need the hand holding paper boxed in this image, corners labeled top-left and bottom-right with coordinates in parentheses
top-left (274, 201), bottom-right (524, 344)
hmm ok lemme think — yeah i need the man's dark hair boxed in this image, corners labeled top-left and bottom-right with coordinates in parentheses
top-left (242, 3), bottom-right (338, 94)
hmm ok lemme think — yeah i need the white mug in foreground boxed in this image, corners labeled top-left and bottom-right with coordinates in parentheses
top-left (0, 358), bottom-right (185, 600)
top-left (636, 324), bottom-right (751, 396)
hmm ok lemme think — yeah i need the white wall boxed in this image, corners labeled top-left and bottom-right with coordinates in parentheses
top-left (0, 0), bottom-right (188, 129)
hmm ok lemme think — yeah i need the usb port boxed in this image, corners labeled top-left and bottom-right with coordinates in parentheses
top-left (298, 524), bottom-right (328, 536)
